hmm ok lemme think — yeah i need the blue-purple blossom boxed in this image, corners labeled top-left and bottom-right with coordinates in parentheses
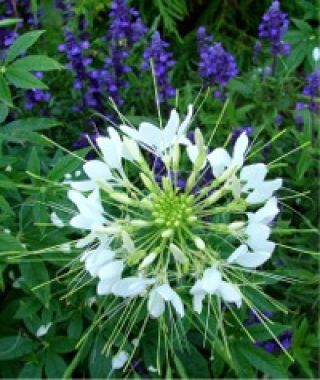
top-left (275, 113), bottom-right (284, 127)
top-left (256, 330), bottom-right (293, 353)
top-left (104, 0), bottom-right (147, 104)
top-left (197, 27), bottom-right (238, 89)
top-left (258, 1), bottom-right (291, 56)
top-left (58, 28), bottom-right (94, 109)
top-left (108, 0), bottom-right (147, 47)
top-left (245, 310), bottom-right (293, 353)
top-left (141, 31), bottom-right (176, 103)
top-left (295, 70), bottom-right (320, 114)
top-left (24, 73), bottom-right (51, 111)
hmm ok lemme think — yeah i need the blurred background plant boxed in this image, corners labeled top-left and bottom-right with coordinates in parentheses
top-left (0, 0), bottom-right (319, 378)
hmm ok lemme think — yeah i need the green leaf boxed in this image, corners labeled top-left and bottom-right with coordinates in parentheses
top-left (235, 343), bottom-right (288, 378)
top-left (5, 68), bottom-right (48, 89)
top-left (18, 363), bottom-right (42, 379)
top-left (0, 75), bottom-right (13, 107)
top-left (49, 337), bottom-right (77, 354)
top-left (15, 298), bottom-right (42, 319)
top-left (10, 55), bottom-right (62, 72)
top-left (27, 147), bottom-right (41, 180)
top-left (5, 30), bottom-right (45, 64)
top-left (0, 117), bottom-right (59, 136)
top-left (67, 314), bottom-right (83, 339)
top-left (0, 103), bottom-right (9, 123)
top-left (20, 262), bottom-right (50, 307)
top-left (285, 44), bottom-right (308, 73)
top-left (176, 346), bottom-right (210, 378)
top-left (291, 18), bottom-right (312, 33)
top-left (0, 18), bottom-right (22, 27)
top-left (0, 232), bottom-right (26, 253)
top-left (47, 148), bottom-right (89, 181)
top-left (44, 351), bottom-right (67, 378)
top-left (89, 336), bottom-right (112, 378)
top-left (0, 336), bottom-right (33, 360)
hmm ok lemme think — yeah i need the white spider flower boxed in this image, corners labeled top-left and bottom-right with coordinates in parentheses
top-left (55, 104), bottom-right (284, 359)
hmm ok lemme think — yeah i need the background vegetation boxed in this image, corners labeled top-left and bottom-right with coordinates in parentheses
top-left (0, 0), bottom-right (319, 378)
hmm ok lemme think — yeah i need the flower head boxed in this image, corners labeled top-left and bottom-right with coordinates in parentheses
top-left (197, 27), bottom-right (238, 88)
top-left (52, 105), bottom-right (283, 363)
top-left (258, 1), bottom-right (291, 56)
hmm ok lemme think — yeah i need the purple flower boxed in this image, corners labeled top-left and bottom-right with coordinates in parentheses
top-left (296, 70), bottom-right (320, 115)
top-left (197, 27), bottom-right (238, 89)
top-left (108, 0), bottom-right (147, 47)
top-left (260, 330), bottom-right (293, 353)
top-left (294, 115), bottom-right (304, 130)
top-left (258, 1), bottom-right (291, 56)
top-left (104, 0), bottom-right (147, 104)
top-left (275, 113), bottom-right (284, 127)
top-left (141, 31), bottom-right (175, 103)
top-left (303, 70), bottom-right (320, 98)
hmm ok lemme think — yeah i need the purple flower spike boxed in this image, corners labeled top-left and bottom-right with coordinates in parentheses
top-left (141, 31), bottom-right (176, 103)
top-left (258, 1), bottom-right (291, 56)
top-left (104, 0), bottom-right (147, 105)
top-left (197, 27), bottom-right (238, 89)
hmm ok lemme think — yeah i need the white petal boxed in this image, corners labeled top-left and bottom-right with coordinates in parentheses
top-left (70, 180), bottom-right (96, 192)
top-left (120, 124), bottom-right (141, 141)
top-left (112, 351), bottom-right (128, 369)
top-left (247, 197), bottom-right (279, 224)
top-left (190, 279), bottom-right (204, 295)
top-left (186, 144), bottom-right (199, 164)
top-left (254, 240), bottom-right (275, 253)
top-left (162, 109), bottom-right (180, 141)
top-left (246, 179), bottom-right (282, 204)
top-left (232, 133), bottom-right (248, 168)
top-left (98, 260), bottom-right (123, 280)
top-left (201, 267), bottom-right (222, 294)
top-left (178, 104), bottom-right (193, 136)
top-left (169, 291), bottom-right (184, 318)
top-left (190, 281), bottom-right (206, 314)
top-left (312, 47), bottom-right (320, 62)
top-left (193, 292), bottom-right (206, 314)
top-left (83, 160), bottom-right (112, 181)
top-left (246, 223), bottom-right (271, 250)
top-left (207, 148), bottom-right (231, 178)
top-left (85, 248), bottom-right (115, 277)
top-left (233, 250), bottom-right (272, 268)
top-left (227, 244), bottom-right (248, 264)
top-left (112, 277), bottom-right (155, 297)
top-left (148, 289), bottom-right (165, 318)
top-left (36, 323), bottom-right (52, 337)
top-left (155, 284), bottom-right (184, 318)
top-left (96, 135), bottom-right (121, 170)
top-left (76, 232), bottom-right (96, 248)
top-left (69, 214), bottom-right (92, 229)
top-left (240, 163), bottom-right (267, 188)
top-left (97, 277), bottom-right (118, 295)
top-left (218, 281), bottom-right (242, 308)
